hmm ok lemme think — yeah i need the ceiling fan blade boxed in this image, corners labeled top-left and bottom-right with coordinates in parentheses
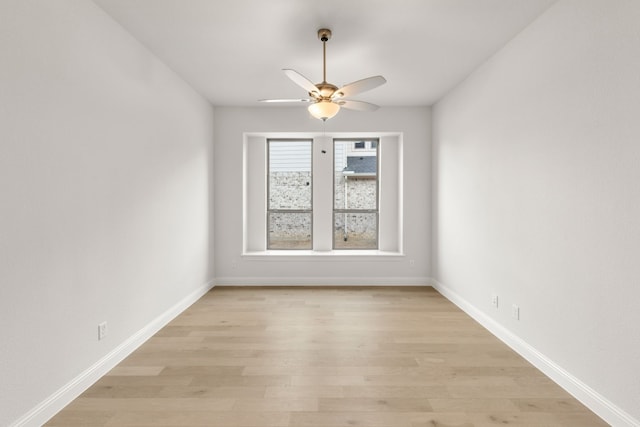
top-left (333, 76), bottom-right (386, 99)
top-left (259, 98), bottom-right (313, 103)
top-left (283, 69), bottom-right (319, 95)
top-left (336, 100), bottom-right (380, 112)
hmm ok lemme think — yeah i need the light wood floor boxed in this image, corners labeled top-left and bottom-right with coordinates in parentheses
top-left (46, 287), bottom-right (608, 427)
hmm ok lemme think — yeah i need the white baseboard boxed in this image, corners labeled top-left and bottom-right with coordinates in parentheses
top-left (431, 279), bottom-right (639, 427)
top-left (214, 276), bottom-right (431, 286)
top-left (11, 280), bottom-right (215, 427)
top-left (21, 278), bottom-right (634, 426)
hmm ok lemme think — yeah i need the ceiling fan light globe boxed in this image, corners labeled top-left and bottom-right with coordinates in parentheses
top-left (308, 101), bottom-right (340, 121)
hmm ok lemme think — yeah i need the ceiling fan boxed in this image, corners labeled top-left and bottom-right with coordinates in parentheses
top-left (259, 28), bottom-right (386, 121)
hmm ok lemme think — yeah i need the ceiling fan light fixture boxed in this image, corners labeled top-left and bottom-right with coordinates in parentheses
top-left (308, 101), bottom-right (340, 121)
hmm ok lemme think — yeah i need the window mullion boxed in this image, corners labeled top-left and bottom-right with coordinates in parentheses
top-left (311, 136), bottom-right (334, 251)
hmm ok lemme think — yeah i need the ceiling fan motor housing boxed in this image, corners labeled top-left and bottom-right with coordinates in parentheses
top-left (312, 82), bottom-right (339, 100)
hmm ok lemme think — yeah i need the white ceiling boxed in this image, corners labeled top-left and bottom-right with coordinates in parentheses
top-left (93, 0), bottom-right (556, 107)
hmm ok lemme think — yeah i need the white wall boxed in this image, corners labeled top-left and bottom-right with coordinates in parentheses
top-left (433, 0), bottom-right (640, 424)
top-left (214, 107), bottom-right (430, 284)
top-left (0, 1), bottom-right (214, 425)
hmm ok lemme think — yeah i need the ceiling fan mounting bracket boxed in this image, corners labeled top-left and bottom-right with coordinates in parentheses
top-left (317, 28), bottom-right (332, 42)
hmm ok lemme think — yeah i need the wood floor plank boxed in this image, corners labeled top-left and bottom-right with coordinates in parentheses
top-left (428, 397), bottom-right (520, 412)
top-left (288, 411), bottom-right (415, 427)
top-left (46, 287), bottom-right (607, 427)
top-left (96, 375), bottom-right (195, 387)
top-left (291, 375), bottom-right (367, 386)
top-left (65, 397), bottom-right (236, 412)
top-left (155, 386), bottom-right (267, 399)
top-left (107, 366), bottom-right (164, 376)
top-left (104, 411), bottom-right (290, 426)
top-left (46, 410), bottom-right (115, 427)
top-left (341, 385), bottom-right (449, 399)
top-left (264, 385), bottom-right (345, 399)
top-left (190, 374), bottom-right (292, 387)
top-left (318, 397), bottom-right (433, 412)
top-left (232, 398), bottom-right (318, 412)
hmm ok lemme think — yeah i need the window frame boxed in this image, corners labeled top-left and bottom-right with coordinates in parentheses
top-left (266, 138), bottom-right (314, 250)
top-left (332, 138), bottom-right (380, 250)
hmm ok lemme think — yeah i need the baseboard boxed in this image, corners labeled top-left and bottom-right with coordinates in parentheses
top-left (11, 280), bottom-right (216, 427)
top-left (214, 276), bottom-right (431, 286)
top-left (431, 279), bottom-right (639, 427)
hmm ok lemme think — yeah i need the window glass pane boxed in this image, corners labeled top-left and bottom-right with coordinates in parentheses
top-left (269, 140), bottom-right (311, 210)
top-left (268, 212), bottom-right (312, 249)
top-left (334, 140), bottom-right (378, 210)
top-left (334, 212), bottom-right (377, 249)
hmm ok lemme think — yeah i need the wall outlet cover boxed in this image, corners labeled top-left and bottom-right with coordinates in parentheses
top-left (512, 304), bottom-right (520, 320)
top-left (98, 321), bottom-right (108, 340)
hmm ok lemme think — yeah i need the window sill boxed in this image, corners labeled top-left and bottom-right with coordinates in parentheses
top-left (241, 250), bottom-right (404, 261)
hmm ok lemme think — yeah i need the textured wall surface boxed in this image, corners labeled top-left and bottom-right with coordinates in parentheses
top-left (268, 172), bottom-right (377, 244)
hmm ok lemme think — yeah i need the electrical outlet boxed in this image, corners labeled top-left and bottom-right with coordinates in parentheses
top-left (512, 304), bottom-right (520, 320)
top-left (409, 259), bottom-right (415, 266)
top-left (491, 295), bottom-right (499, 308)
top-left (98, 321), bottom-right (108, 340)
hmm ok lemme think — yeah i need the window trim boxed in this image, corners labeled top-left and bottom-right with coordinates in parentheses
top-left (242, 132), bottom-right (403, 256)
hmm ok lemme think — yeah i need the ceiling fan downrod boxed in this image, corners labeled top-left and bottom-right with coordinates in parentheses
top-left (318, 28), bottom-right (331, 84)
top-left (313, 29), bottom-right (339, 101)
